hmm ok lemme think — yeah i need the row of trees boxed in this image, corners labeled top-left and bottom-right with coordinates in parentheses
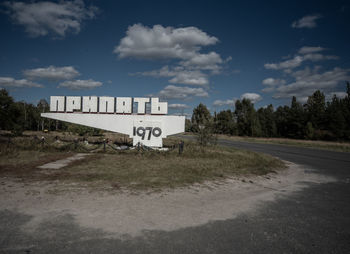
top-left (189, 83), bottom-right (350, 141)
top-left (0, 89), bottom-right (100, 136)
top-left (1, 83), bottom-right (349, 141)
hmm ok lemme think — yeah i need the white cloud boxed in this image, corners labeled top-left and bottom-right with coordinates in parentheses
top-left (241, 93), bottom-right (262, 103)
top-left (179, 52), bottom-right (223, 72)
top-left (116, 24), bottom-right (229, 88)
top-left (168, 71), bottom-right (208, 86)
top-left (4, 0), bottom-right (98, 37)
top-left (262, 78), bottom-right (286, 86)
top-left (0, 77), bottom-right (43, 88)
top-left (298, 46), bottom-right (326, 54)
top-left (158, 85), bottom-right (208, 100)
top-left (264, 56), bottom-right (304, 70)
top-left (114, 24), bottom-right (218, 60)
top-left (172, 112), bottom-right (192, 119)
top-left (264, 47), bottom-right (338, 71)
top-left (23, 65), bottom-right (80, 81)
top-left (212, 99), bottom-right (235, 107)
top-left (168, 103), bottom-right (189, 109)
top-left (116, 24), bottom-right (229, 87)
top-left (329, 91), bottom-right (348, 99)
top-left (137, 66), bottom-right (209, 86)
top-left (262, 78), bottom-right (286, 93)
top-left (271, 67), bottom-right (350, 99)
top-left (303, 53), bottom-right (339, 62)
top-left (292, 14), bottom-right (322, 29)
top-left (58, 79), bottom-right (102, 90)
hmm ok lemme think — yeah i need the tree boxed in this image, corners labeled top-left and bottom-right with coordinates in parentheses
top-left (37, 99), bottom-right (49, 131)
top-left (191, 103), bottom-right (215, 146)
top-left (305, 90), bottom-right (326, 131)
top-left (191, 103), bottom-right (212, 132)
top-left (274, 106), bottom-right (290, 138)
top-left (257, 104), bottom-right (276, 137)
top-left (0, 89), bottom-right (15, 130)
top-left (234, 99), bottom-right (261, 136)
top-left (325, 95), bottom-right (347, 139)
top-left (185, 119), bottom-right (192, 132)
top-left (288, 96), bottom-right (305, 138)
top-left (215, 110), bottom-right (236, 135)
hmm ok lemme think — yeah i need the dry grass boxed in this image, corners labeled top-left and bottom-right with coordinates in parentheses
top-left (0, 131), bottom-right (285, 191)
top-left (48, 143), bottom-right (284, 190)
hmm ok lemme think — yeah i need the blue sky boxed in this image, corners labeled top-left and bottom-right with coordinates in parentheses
top-left (0, 0), bottom-right (349, 117)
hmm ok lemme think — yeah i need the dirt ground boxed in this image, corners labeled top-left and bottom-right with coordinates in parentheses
top-left (0, 161), bottom-right (335, 239)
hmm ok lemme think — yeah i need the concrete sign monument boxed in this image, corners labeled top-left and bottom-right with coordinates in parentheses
top-left (41, 96), bottom-right (185, 147)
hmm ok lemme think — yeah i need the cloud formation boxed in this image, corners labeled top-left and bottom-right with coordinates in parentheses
top-left (241, 93), bottom-right (262, 103)
top-left (262, 78), bottom-right (286, 86)
top-left (23, 65), bottom-right (80, 81)
top-left (58, 79), bottom-right (102, 90)
top-left (298, 46), bottom-right (326, 55)
top-left (264, 67), bottom-right (350, 102)
top-left (291, 14), bottom-right (322, 29)
top-left (212, 99), bottom-right (235, 107)
top-left (4, 0), bottom-right (98, 37)
top-left (114, 24), bottom-right (218, 60)
top-left (117, 24), bottom-right (228, 95)
top-left (264, 46), bottom-right (338, 70)
top-left (168, 103), bottom-right (189, 109)
top-left (0, 77), bottom-right (43, 88)
top-left (137, 66), bottom-right (209, 86)
top-left (158, 85), bottom-right (208, 100)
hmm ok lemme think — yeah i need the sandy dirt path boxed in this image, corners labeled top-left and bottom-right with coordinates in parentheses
top-left (0, 161), bottom-right (335, 239)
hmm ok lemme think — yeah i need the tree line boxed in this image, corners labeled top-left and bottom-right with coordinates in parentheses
top-left (1, 83), bottom-right (350, 141)
top-left (189, 83), bottom-right (350, 141)
top-left (0, 89), bottom-right (100, 136)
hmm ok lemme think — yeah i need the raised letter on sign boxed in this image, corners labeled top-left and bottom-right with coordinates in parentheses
top-left (116, 97), bottom-right (132, 114)
top-left (99, 97), bottom-right (115, 113)
top-left (82, 96), bottom-right (98, 113)
top-left (151, 98), bottom-right (168, 115)
top-left (66, 96), bottom-right (81, 112)
top-left (50, 96), bottom-right (65, 112)
top-left (134, 97), bottom-right (150, 114)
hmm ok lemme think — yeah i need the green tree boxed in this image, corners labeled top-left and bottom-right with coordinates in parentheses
top-left (185, 119), bottom-right (192, 132)
top-left (305, 90), bottom-right (326, 131)
top-left (215, 110), bottom-right (236, 135)
top-left (325, 95), bottom-right (347, 139)
top-left (191, 103), bottom-right (215, 145)
top-left (234, 99), bottom-right (261, 136)
top-left (0, 89), bottom-right (15, 130)
top-left (191, 103), bottom-right (212, 132)
top-left (288, 96), bottom-right (305, 138)
top-left (257, 104), bottom-right (276, 137)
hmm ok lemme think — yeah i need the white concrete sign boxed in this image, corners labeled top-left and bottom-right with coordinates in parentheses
top-left (42, 96), bottom-right (185, 147)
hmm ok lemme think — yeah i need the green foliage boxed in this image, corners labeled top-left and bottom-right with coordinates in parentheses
top-left (190, 83), bottom-right (350, 141)
top-left (215, 110), bottom-right (237, 135)
top-left (185, 119), bottom-right (192, 132)
top-left (234, 99), bottom-right (261, 136)
top-left (191, 103), bottom-right (212, 132)
top-left (191, 103), bottom-right (216, 145)
top-left (66, 123), bottom-right (102, 136)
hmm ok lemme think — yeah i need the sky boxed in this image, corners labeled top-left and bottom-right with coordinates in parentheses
top-left (0, 0), bottom-right (349, 117)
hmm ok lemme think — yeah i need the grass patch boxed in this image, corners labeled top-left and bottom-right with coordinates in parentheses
top-left (0, 132), bottom-right (285, 191)
top-left (46, 142), bottom-right (284, 190)
top-left (213, 134), bottom-right (350, 153)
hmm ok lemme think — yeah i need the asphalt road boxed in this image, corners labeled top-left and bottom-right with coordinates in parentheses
top-left (1, 139), bottom-right (350, 253)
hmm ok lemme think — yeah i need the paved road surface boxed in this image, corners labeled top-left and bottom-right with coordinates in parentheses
top-left (1, 139), bottom-right (350, 253)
